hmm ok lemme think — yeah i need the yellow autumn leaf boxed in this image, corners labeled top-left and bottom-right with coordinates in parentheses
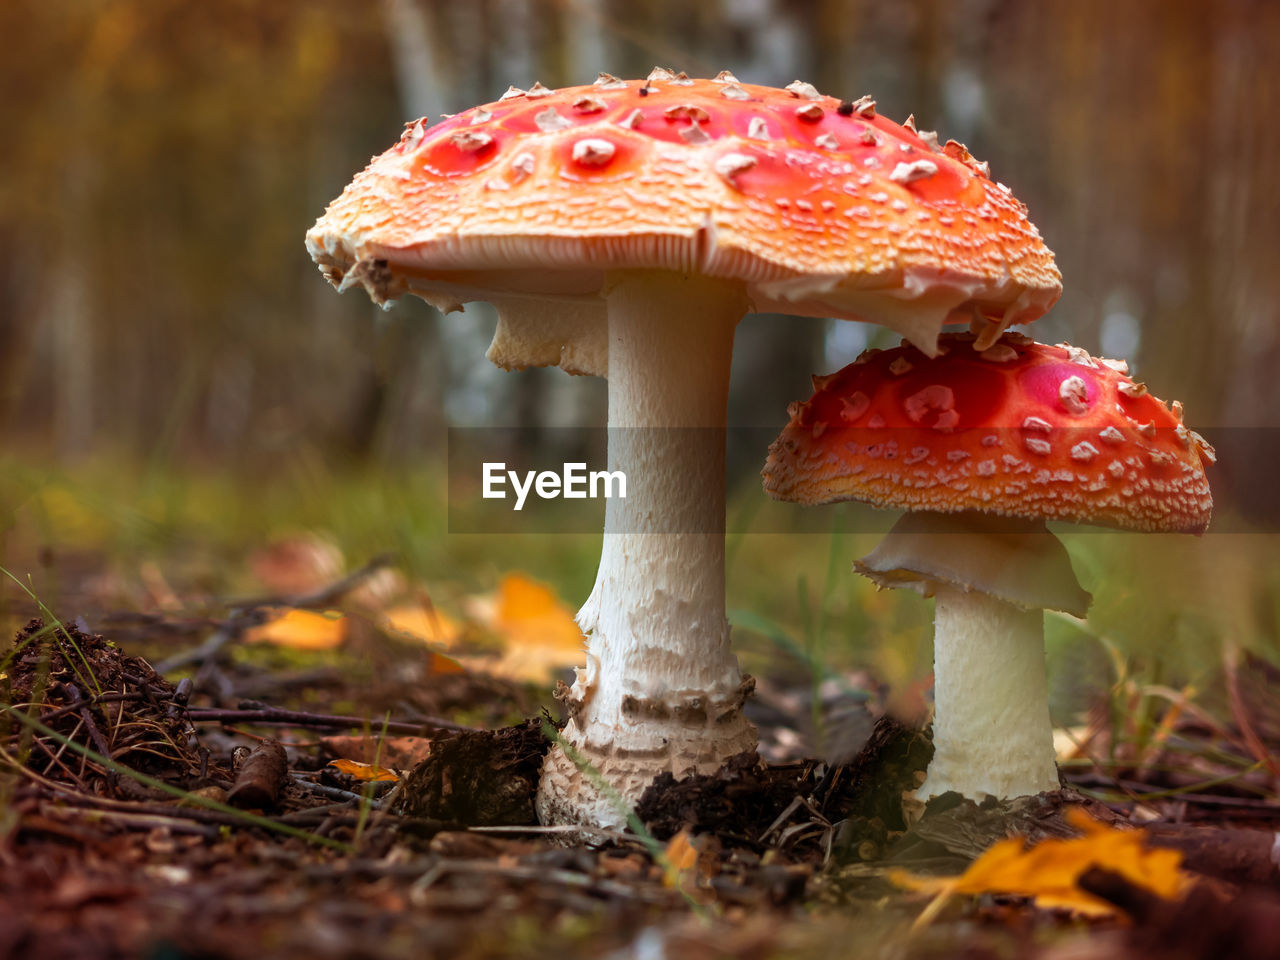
top-left (662, 827), bottom-right (718, 897)
top-left (469, 573), bottom-right (585, 682)
top-left (662, 828), bottom-right (700, 887)
top-left (382, 602), bottom-right (464, 649)
top-left (322, 735), bottom-right (432, 769)
top-left (244, 608), bottom-right (348, 650)
top-left (891, 808), bottom-right (1190, 917)
top-left (329, 758), bottom-right (399, 782)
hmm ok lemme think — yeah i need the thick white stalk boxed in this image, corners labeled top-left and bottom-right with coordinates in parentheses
top-left (536, 271), bottom-right (756, 828)
top-left (921, 586), bottom-right (1060, 800)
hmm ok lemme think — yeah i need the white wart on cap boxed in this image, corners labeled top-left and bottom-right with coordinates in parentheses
top-left (307, 75), bottom-right (1062, 368)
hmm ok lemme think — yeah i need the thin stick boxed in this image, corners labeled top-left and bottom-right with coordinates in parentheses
top-left (13, 692), bottom-right (147, 727)
top-left (155, 554), bottom-right (398, 675)
top-left (66, 683), bottom-right (117, 789)
top-left (289, 774), bottom-right (383, 808)
top-left (187, 706), bottom-right (471, 735)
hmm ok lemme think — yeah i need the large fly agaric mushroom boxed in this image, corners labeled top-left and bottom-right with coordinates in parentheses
top-left (763, 332), bottom-right (1215, 800)
top-left (306, 69), bottom-right (1061, 828)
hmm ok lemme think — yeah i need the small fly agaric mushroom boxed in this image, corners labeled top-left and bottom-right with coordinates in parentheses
top-left (763, 332), bottom-right (1215, 801)
top-left (306, 69), bottom-right (1061, 828)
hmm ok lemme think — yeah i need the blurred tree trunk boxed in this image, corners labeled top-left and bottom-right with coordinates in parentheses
top-left (1211, 0), bottom-right (1280, 429)
top-left (383, 0), bottom-right (446, 119)
top-left (48, 150), bottom-right (96, 458)
top-left (0, 242), bottom-right (42, 442)
top-left (1207, 0), bottom-right (1280, 525)
top-left (373, 0), bottom-right (449, 456)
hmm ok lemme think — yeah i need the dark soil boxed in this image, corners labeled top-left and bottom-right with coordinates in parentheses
top-left (398, 717), bottom-right (552, 825)
top-left (635, 715), bottom-right (932, 854)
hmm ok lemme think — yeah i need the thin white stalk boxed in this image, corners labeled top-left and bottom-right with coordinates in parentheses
top-left (921, 585), bottom-right (1061, 800)
top-left (536, 271), bottom-right (756, 828)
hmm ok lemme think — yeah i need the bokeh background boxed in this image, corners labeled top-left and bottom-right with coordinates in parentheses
top-left (2, 0), bottom-right (1278, 736)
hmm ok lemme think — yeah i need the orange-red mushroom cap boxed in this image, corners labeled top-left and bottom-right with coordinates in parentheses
top-left (763, 332), bottom-right (1216, 533)
top-left (306, 70), bottom-right (1061, 355)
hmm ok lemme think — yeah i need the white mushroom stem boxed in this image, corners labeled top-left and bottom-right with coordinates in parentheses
top-left (536, 270), bottom-right (756, 829)
top-left (922, 586), bottom-right (1060, 800)
top-left (855, 511), bottom-right (1087, 801)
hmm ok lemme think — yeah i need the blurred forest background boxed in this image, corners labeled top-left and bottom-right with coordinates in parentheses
top-left (1, 0), bottom-right (1278, 706)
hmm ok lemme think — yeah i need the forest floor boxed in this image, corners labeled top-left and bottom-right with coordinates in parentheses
top-left (2, 547), bottom-right (1279, 960)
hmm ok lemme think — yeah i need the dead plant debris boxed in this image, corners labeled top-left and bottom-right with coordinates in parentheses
top-left (1, 593), bottom-right (1278, 960)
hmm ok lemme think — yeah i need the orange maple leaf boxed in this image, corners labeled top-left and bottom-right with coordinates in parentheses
top-left (662, 827), bottom-right (719, 900)
top-left (468, 573), bottom-right (585, 682)
top-left (891, 808), bottom-right (1191, 920)
top-left (329, 758), bottom-right (399, 782)
top-left (244, 608), bottom-right (347, 650)
top-left (382, 602), bottom-right (464, 649)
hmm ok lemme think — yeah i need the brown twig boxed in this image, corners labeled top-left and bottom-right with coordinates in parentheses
top-left (289, 774), bottom-right (388, 807)
top-left (154, 553), bottom-right (397, 676)
top-left (278, 552), bottom-right (398, 609)
top-left (187, 704), bottom-right (472, 735)
top-left (7, 692), bottom-right (148, 728)
top-left (155, 611), bottom-right (262, 676)
top-left (26, 718), bottom-right (88, 787)
top-left (65, 682), bottom-right (117, 790)
top-left (1077, 866), bottom-right (1161, 922)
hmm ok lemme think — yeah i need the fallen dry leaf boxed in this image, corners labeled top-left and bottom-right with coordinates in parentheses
top-left (243, 608), bottom-right (348, 650)
top-left (379, 603), bottom-right (469, 674)
top-left (468, 573), bottom-right (585, 682)
top-left (663, 828), bottom-right (699, 885)
top-left (329, 758), bottom-right (399, 782)
top-left (891, 808), bottom-right (1191, 917)
top-left (663, 827), bottom-right (719, 900)
top-left (321, 735), bottom-right (432, 769)
top-left (382, 602), bottom-right (464, 649)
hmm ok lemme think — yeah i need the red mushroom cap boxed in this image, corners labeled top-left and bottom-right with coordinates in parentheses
top-left (307, 70), bottom-right (1060, 341)
top-left (762, 332), bottom-right (1216, 533)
